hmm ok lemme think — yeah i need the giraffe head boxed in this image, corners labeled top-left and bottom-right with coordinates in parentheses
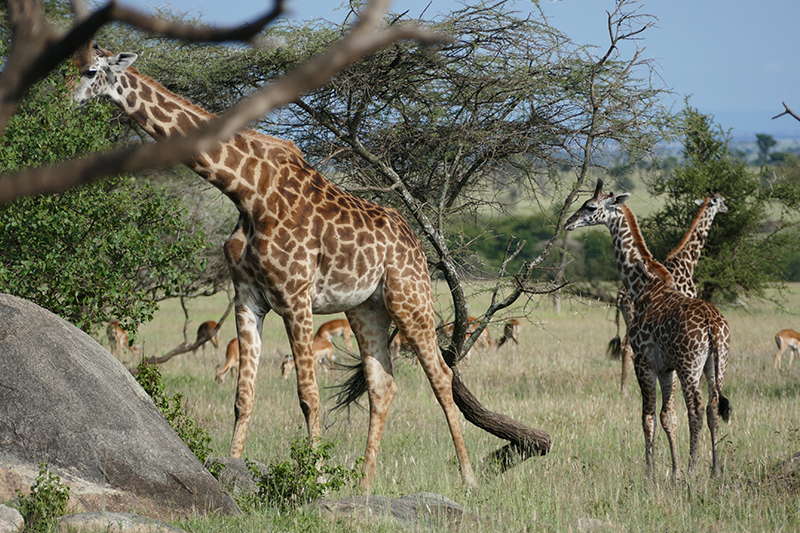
top-left (565, 179), bottom-right (631, 231)
top-left (72, 43), bottom-right (138, 105)
top-left (695, 191), bottom-right (728, 215)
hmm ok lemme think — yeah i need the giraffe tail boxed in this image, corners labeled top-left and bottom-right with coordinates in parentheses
top-left (606, 302), bottom-right (623, 359)
top-left (330, 355), bottom-right (367, 412)
top-left (607, 336), bottom-right (622, 359)
top-left (709, 320), bottom-right (731, 423)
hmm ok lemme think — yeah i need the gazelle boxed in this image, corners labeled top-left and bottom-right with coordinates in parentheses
top-left (193, 320), bottom-right (220, 357)
top-left (441, 316), bottom-right (496, 358)
top-left (280, 336), bottom-right (336, 379)
top-left (216, 338), bottom-right (240, 384)
top-left (774, 329), bottom-right (800, 370)
top-left (106, 320), bottom-right (139, 358)
top-left (496, 319), bottom-right (521, 349)
top-left (314, 319), bottom-right (352, 351)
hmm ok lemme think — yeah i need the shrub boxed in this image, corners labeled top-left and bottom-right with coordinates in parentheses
top-left (243, 438), bottom-right (363, 511)
top-left (15, 463), bottom-right (70, 533)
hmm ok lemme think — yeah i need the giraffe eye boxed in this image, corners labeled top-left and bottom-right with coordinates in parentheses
top-left (85, 69), bottom-right (98, 79)
top-left (585, 205), bottom-right (597, 212)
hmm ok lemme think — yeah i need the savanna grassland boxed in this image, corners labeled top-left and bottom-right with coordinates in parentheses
top-left (115, 282), bottom-right (800, 532)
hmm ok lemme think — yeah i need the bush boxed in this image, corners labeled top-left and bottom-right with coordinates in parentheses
top-left (15, 463), bottom-right (70, 533)
top-left (135, 360), bottom-right (212, 463)
top-left (243, 438), bottom-right (363, 512)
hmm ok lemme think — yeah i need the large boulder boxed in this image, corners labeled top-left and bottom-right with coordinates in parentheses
top-left (0, 294), bottom-right (239, 519)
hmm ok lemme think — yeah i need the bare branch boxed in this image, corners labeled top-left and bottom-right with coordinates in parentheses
top-left (773, 101), bottom-right (800, 123)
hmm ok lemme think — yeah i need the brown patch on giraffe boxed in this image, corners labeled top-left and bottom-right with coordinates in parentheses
top-left (150, 105), bottom-right (170, 124)
top-left (225, 148), bottom-right (245, 173)
top-left (139, 82), bottom-right (153, 103)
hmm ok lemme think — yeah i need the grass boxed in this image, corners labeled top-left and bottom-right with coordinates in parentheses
top-left (105, 282), bottom-right (800, 532)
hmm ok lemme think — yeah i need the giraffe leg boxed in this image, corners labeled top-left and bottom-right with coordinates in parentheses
top-left (658, 371), bottom-right (679, 480)
top-left (634, 350), bottom-right (657, 478)
top-left (681, 376), bottom-right (705, 476)
top-left (283, 308), bottom-right (321, 443)
top-left (229, 303), bottom-right (264, 458)
top-left (345, 304), bottom-right (396, 490)
top-left (620, 336), bottom-right (633, 395)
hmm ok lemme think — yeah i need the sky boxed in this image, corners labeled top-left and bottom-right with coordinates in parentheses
top-left (131, 0), bottom-right (800, 141)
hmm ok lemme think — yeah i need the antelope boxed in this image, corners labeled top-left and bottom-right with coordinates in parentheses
top-left (314, 319), bottom-right (352, 351)
top-left (441, 316), bottom-right (496, 358)
top-left (193, 320), bottom-right (220, 357)
top-left (496, 319), bottom-right (521, 349)
top-left (774, 329), bottom-right (800, 370)
top-left (216, 338), bottom-right (240, 384)
top-left (281, 336), bottom-right (336, 379)
top-left (106, 320), bottom-right (139, 358)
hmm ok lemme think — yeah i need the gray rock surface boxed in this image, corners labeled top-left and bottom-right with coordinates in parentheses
top-left (0, 504), bottom-right (23, 533)
top-left (309, 492), bottom-right (487, 530)
top-left (0, 294), bottom-right (239, 519)
top-left (58, 512), bottom-right (185, 533)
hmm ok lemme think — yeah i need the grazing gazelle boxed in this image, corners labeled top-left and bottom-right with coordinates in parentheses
top-left (280, 336), bottom-right (336, 379)
top-left (314, 319), bottom-right (352, 351)
top-left (774, 329), bottom-right (800, 370)
top-left (193, 320), bottom-right (220, 357)
top-left (216, 338), bottom-right (240, 385)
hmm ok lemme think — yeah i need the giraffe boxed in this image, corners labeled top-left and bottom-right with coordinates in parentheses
top-left (566, 180), bottom-right (731, 479)
top-left (72, 44), bottom-right (477, 489)
top-left (610, 192), bottom-right (728, 393)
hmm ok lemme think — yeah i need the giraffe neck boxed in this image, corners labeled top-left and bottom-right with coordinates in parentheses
top-left (662, 197), bottom-right (716, 296)
top-left (108, 67), bottom-right (304, 212)
top-left (608, 205), bottom-right (655, 302)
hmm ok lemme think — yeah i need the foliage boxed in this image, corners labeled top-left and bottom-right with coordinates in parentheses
top-left (14, 463), bottom-right (70, 533)
top-left (241, 439), bottom-right (363, 512)
top-left (0, 62), bottom-right (208, 334)
top-left (135, 360), bottom-right (212, 464)
top-left (640, 106), bottom-right (800, 300)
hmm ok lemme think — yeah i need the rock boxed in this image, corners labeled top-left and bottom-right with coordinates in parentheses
top-left (309, 492), bottom-right (486, 530)
top-left (0, 294), bottom-right (239, 520)
top-left (57, 512), bottom-right (185, 533)
top-left (0, 504), bottom-right (23, 533)
top-left (204, 457), bottom-right (269, 498)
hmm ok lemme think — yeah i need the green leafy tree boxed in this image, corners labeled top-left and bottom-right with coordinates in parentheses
top-left (756, 133), bottom-right (777, 165)
top-left (0, 62), bottom-right (207, 334)
top-left (641, 107), bottom-right (800, 301)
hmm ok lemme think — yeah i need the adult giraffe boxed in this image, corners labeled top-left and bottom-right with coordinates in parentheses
top-left (72, 44), bottom-right (476, 489)
top-left (610, 192), bottom-right (728, 393)
top-left (566, 180), bottom-right (731, 479)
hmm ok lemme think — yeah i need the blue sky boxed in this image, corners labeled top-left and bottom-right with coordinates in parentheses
top-left (133, 0), bottom-right (800, 140)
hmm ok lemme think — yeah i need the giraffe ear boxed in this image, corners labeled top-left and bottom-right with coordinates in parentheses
top-left (694, 198), bottom-right (704, 206)
top-left (108, 53), bottom-right (137, 71)
top-left (608, 192), bottom-right (631, 207)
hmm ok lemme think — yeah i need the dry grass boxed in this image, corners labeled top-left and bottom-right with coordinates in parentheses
top-left (109, 283), bottom-right (800, 532)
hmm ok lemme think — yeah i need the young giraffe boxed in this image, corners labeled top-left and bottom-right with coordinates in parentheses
top-left (611, 193), bottom-right (728, 393)
top-left (72, 44), bottom-right (476, 489)
top-left (566, 180), bottom-right (731, 479)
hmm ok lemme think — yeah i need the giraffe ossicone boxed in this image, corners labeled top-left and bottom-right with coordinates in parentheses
top-left (72, 43), bottom-right (477, 489)
top-left (567, 179), bottom-right (731, 480)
